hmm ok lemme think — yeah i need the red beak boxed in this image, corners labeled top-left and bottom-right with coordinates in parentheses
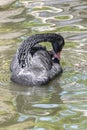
top-left (54, 52), bottom-right (61, 60)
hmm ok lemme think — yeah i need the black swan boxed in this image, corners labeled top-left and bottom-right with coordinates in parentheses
top-left (10, 33), bottom-right (65, 86)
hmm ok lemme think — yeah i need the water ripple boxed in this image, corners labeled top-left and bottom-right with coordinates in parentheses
top-left (0, 8), bottom-right (25, 23)
top-left (0, 30), bottom-right (26, 39)
top-left (71, 5), bottom-right (87, 11)
top-left (32, 104), bottom-right (59, 109)
top-left (0, 0), bottom-right (17, 8)
top-left (29, 7), bottom-right (63, 24)
top-left (0, 61), bottom-right (10, 86)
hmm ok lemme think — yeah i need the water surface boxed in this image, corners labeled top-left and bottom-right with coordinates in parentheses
top-left (0, 0), bottom-right (87, 129)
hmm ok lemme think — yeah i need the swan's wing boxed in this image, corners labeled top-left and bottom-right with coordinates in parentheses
top-left (30, 50), bottom-right (52, 71)
top-left (10, 53), bottom-right (21, 73)
top-left (49, 63), bottom-right (63, 79)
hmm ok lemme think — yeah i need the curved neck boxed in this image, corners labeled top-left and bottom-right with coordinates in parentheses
top-left (22, 33), bottom-right (58, 48)
top-left (18, 33), bottom-right (61, 67)
top-left (29, 33), bottom-right (58, 44)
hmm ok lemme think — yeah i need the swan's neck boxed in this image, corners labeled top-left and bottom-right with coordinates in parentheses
top-left (24, 33), bottom-right (59, 48)
top-left (18, 33), bottom-right (62, 67)
top-left (19, 33), bottom-right (59, 52)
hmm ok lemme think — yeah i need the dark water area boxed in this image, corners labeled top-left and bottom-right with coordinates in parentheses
top-left (0, 0), bottom-right (87, 129)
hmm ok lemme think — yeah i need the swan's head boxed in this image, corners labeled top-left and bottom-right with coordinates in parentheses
top-left (52, 34), bottom-right (65, 62)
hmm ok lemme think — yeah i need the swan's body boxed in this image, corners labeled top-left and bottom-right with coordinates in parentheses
top-left (10, 33), bottom-right (65, 86)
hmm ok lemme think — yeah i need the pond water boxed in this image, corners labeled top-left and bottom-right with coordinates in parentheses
top-left (0, 0), bottom-right (87, 129)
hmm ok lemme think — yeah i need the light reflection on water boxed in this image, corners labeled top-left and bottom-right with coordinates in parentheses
top-left (0, 0), bottom-right (87, 129)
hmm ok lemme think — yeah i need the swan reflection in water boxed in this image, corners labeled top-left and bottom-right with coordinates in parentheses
top-left (10, 33), bottom-right (65, 86)
top-left (12, 79), bottom-right (63, 115)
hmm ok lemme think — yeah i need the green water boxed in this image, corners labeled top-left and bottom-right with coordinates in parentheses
top-left (0, 0), bottom-right (87, 129)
